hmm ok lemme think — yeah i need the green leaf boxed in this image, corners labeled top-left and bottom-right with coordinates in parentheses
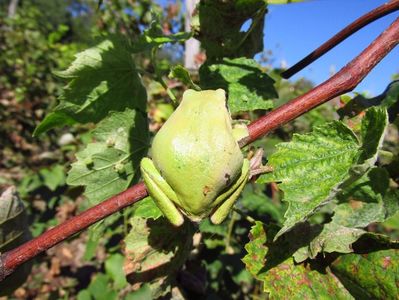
top-left (168, 65), bottom-right (201, 91)
top-left (39, 165), bottom-right (66, 191)
top-left (243, 222), bottom-right (353, 299)
top-left (105, 253), bottom-right (128, 290)
top-left (259, 108), bottom-right (389, 240)
top-left (258, 121), bottom-right (359, 239)
top-left (77, 290), bottom-right (92, 300)
top-left (357, 107), bottom-right (389, 168)
top-left (132, 197), bottom-right (162, 220)
top-left (199, 219), bottom-right (229, 249)
top-left (194, 0), bottom-right (267, 59)
top-left (88, 273), bottom-right (117, 300)
top-left (0, 186), bottom-right (32, 296)
top-left (199, 57), bottom-right (277, 113)
top-left (331, 248), bottom-right (399, 299)
top-left (124, 217), bottom-right (194, 298)
top-left (239, 188), bottom-right (284, 224)
top-left (34, 36), bottom-right (147, 135)
top-left (67, 109), bottom-right (149, 204)
top-left (294, 167), bottom-right (397, 262)
top-left (124, 285), bottom-right (152, 300)
top-left (133, 15), bottom-right (192, 52)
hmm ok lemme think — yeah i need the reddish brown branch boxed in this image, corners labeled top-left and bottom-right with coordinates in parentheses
top-left (1, 16), bottom-right (399, 283)
top-left (0, 183), bottom-right (148, 282)
top-left (247, 16), bottom-right (399, 144)
top-left (281, 0), bottom-right (399, 79)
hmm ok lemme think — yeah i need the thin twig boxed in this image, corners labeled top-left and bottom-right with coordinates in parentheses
top-left (1, 16), bottom-right (399, 283)
top-left (281, 0), bottom-right (399, 79)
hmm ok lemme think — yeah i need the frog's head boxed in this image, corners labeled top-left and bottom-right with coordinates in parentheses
top-left (181, 89), bottom-right (228, 112)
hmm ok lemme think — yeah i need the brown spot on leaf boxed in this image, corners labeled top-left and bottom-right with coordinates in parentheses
top-left (350, 264), bottom-right (359, 274)
top-left (297, 275), bottom-right (312, 287)
top-left (349, 199), bottom-right (363, 210)
top-left (382, 256), bottom-right (392, 269)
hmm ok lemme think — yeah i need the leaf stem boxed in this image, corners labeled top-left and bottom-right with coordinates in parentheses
top-left (151, 47), bottom-right (178, 106)
top-left (232, 207), bottom-right (256, 224)
top-left (225, 211), bottom-right (237, 252)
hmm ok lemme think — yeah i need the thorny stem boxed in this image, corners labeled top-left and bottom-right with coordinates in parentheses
top-left (1, 14), bottom-right (399, 283)
top-left (281, 0), bottom-right (399, 79)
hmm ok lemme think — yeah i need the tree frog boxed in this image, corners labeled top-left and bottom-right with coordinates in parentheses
top-left (140, 89), bottom-right (250, 226)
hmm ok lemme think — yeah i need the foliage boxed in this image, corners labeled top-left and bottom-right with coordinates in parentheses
top-left (1, 0), bottom-right (398, 299)
top-left (0, 4), bottom-right (80, 102)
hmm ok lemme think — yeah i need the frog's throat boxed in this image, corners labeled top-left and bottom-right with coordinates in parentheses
top-left (179, 208), bottom-right (210, 223)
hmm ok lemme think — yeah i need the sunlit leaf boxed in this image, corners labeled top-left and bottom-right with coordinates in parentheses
top-left (34, 36), bottom-right (147, 135)
top-left (258, 108), bottom-right (388, 240)
top-left (67, 109), bottom-right (149, 204)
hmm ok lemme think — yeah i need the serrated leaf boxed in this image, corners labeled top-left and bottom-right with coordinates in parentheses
top-left (67, 109), bottom-right (149, 204)
top-left (258, 121), bottom-right (359, 238)
top-left (199, 57), bottom-right (277, 113)
top-left (331, 248), bottom-right (399, 299)
top-left (334, 168), bottom-right (392, 227)
top-left (0, 186), bottom-right (32, 296)
top-left (242, 222), bottom-right (353, 299)
top-left (34, 36), bottom-right (147, 135)
top-left (357, 107), bottom-right (389, 169)
top-left (258, 108), bottom-right (389, 240)
top-left (168, 65), bottom-right (200, 90)
top-left (195, 0), bottom-right (267, 59)
top-left (294, 168), bottom-right (398, 262)
top-left (124, 217), bottom-right (194, 298)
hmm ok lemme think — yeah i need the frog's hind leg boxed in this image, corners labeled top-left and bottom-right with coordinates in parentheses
top-left (210, 159), bottom-right (250, 225)
top-left (140, 158), bottom-right (184, 226)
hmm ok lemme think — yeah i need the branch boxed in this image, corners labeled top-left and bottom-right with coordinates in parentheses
top-left (245, 16), bottom-right (399, 145)
top-left (0, 183), bottom-right (148, 282)
top-left (281, 0), bottom-right (399, 79)
top-left (1, 15), bottom-right (399, 283)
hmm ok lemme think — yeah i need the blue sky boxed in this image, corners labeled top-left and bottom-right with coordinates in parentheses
top-left (263, 0), bottom-right (399, 95)
top-left (159, 0), bottom-right (398, 95)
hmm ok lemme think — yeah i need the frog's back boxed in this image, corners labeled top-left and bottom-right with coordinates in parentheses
top-left (151, 89), bottom-right (243, 219)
